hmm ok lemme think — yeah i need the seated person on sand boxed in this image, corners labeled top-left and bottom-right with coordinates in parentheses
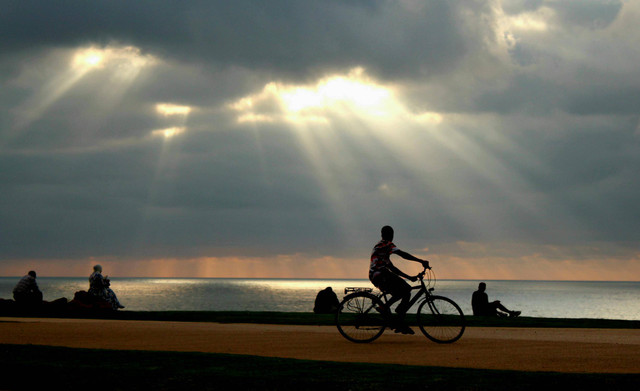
top-left (313, 287), bottom-right (340, 314)
top-left (89, 265), bottom-right (125, 310)
top-left (13, 270), bottom-right (43, 307)
top-left (472, 282), bottom-right (520, 317)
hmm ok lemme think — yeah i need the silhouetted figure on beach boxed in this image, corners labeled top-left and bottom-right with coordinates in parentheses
top-left (472, 282), bottom-right (520, 317)
top-left (313, 287), bottom-right (339, 314)
top-left (89, 265), bottom-right (125, 310)
top-left (369, 225), bottom-right (430, 335)
top-left (13, 271), bottom-right (43, 307)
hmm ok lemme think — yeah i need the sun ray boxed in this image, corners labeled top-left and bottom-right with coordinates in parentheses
top-left (226, 67), bottom-right (571, 249)
top-left (5, 45), bottom-right (157, 150)
top-left (156, 103), bottom-right (192, 117)
top-left (152, 126), bottom-right (186, 138)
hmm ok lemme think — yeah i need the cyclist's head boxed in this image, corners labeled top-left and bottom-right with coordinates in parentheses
top-left (478, 282), bottom-right (486, 291)
top-left (381, 225), bottom-right (394, 241)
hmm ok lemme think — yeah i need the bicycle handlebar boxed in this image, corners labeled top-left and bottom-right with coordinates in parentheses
top-left (412, 264), bottom-right (437, 291)
top-left (416, 264), bottom-right (431, 280)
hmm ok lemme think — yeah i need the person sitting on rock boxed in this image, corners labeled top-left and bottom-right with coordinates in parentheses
top-left (89, 264), bottom-right (125, 310)
top-left (13, 271), bottom-right (43, 307)
top-left (313, 287), bottom-right (340, 314)
top-left (472, 282), bottom-right (520, 317)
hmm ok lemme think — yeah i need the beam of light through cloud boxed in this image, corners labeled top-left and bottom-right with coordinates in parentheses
top-left (279, 67), bottom-right (392, 116)
top-left (152, 103), bottom-right (192, 138)
top-left (9, 54), bottom-right (98, 133)
top-left (156, 103), bottom-right (192, 117)
top-left (4, 45), bottom-right (157, 150)
top-left (228, 67), bottom-right (422, 245)
top-left (151, 126), bottom-right (186, 138)
top-left (72, 47), bottom-right (107, 70)
top-left (225, 66), bottom-right (594, 252)
top-left (229, 67), bottom-right (396, 125)
top-left (501, 7), bottom-right (552, 32)
top-left (137, 102), bottom-right (194, 254)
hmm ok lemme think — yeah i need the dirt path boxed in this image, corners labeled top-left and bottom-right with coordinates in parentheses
top-left (1, 317), bottom-right (639, 373)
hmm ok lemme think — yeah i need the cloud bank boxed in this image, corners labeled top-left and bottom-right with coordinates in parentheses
top-left (1, 1), bottom-right (638, 279)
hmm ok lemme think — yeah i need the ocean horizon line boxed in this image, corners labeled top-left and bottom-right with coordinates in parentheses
top-left (1, 276), bottom-right (638, 283)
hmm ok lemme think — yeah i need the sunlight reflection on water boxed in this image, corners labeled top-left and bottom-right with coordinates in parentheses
top-left (1, 278), bottom-right (637, 320)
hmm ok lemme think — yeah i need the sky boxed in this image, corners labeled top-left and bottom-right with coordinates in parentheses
top-left (1, 0), bottom-right (639, 280)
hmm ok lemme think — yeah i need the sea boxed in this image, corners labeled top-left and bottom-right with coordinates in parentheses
top-left (1, 277), bottom-right (638, 321)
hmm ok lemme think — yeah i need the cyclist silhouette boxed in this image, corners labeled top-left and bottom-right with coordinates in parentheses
top-left (369, 225), bottom-right (429, 334)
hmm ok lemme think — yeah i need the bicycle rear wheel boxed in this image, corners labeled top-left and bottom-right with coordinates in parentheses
top-left (417, 295), bottom-right (465, 343)
top-left (336, 292), bottom-right (387, 343)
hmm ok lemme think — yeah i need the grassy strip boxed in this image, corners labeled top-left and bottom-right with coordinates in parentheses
top-left (0, 344), bottom-right (638, 391)
top-left (1, 309), bottom-right (638, 329)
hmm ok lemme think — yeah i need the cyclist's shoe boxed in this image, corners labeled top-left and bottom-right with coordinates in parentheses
top-left (509, 311), bottom-right (521, 318)
top-left (394, 326), bottom-right (415, 335)
top-left (403, 327), bottom-right (415, 335)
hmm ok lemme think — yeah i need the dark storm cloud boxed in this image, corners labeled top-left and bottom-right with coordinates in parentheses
top-left (0, 116), bottom-right (341, 259)
top-left (490, 114), bottom-right (640, 243)
top-left (1, 0), bottom-right (639, 273)
top-left (550, 0), bottom-right (622, 29)
top-left (0, 0), bottom-right (470, 80)
top-left (473, 74), bottom-right (640, 116)
top-left (502, 0), bottom-right (622, 27)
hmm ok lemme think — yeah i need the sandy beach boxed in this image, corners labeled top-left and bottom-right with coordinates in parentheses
top-left (1, 317), bottom-right (638, 374)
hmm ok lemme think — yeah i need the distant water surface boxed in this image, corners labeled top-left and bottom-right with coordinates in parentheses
top-left (0, 277), bottom-right (638, 320)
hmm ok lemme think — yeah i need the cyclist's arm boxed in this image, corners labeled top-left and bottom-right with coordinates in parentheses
top-left (395, 250), bottom-right (429, 268)
top-left (387, 263), bottom-right (414, 280)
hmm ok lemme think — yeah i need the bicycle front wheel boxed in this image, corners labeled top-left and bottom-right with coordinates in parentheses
top-left (417, 295), bottom-right (465, 343)
top-left (336, 292), bottom-right (387, 343)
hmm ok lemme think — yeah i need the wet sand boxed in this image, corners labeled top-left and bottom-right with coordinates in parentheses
top-left (1, 317), bottom-right (638, 373)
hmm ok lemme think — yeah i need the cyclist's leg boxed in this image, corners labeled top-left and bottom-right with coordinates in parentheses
top-left (382, 274), bottom-right (413, 333)
top-left (371, 272), bottom-right (401, 323)
top-left (370, 272), bottom-right (392, 309)
top-left (389, 277), bottom-right (411, 315)
top-left (373, 271), bottom-right (410, 311)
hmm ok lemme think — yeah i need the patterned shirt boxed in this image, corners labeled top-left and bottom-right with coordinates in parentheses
top-left (369, 240), bottom-right (400, 280)
top-left (13, 275), bottom-right (40, 294)
top-left (89, 272), bottom-right (108, 298)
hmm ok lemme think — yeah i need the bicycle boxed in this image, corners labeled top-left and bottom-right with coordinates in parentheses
top-left (335, 266), bottom-right (465, 343)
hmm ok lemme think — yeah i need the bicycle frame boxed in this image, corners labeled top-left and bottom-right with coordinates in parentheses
top-left (376, 268), bottom-right (434, 312)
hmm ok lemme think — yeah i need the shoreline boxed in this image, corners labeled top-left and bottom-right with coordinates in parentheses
top-left (2, 316), bottom-right (639, 374)
top-left (1, 308), bottom-right (638, 329)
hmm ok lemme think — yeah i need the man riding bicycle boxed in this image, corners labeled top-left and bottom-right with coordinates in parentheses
top-left (370, 225), bottom-right (429, 335)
